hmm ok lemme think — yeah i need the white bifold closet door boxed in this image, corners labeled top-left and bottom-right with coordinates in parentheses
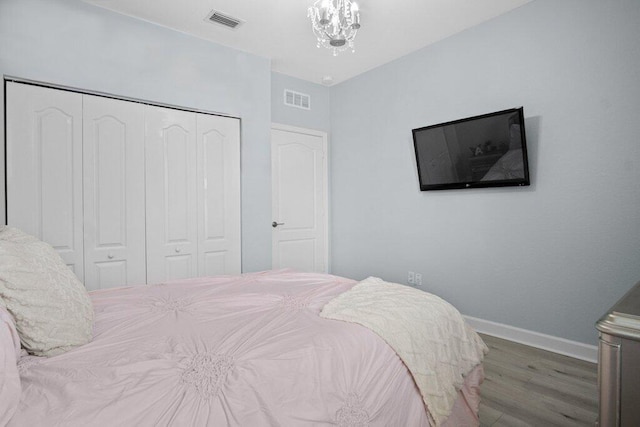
top-left (145, 106), bottom-right (241, 283)
top-left (6, 83), bottom-right (85, 278)
top-left (6, 83), bottom-right (147, 290)
top-left (196, 114), bottom-right (241, 277)
top-left (145, 106), bottom-right (199, 283)
top-left (6, 81), bottom-right (241, 289)
top-left (82, 95), bottom-right (146, 289)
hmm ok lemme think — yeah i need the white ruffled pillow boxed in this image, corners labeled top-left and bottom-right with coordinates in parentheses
top-left (0, 227), bottom-right (94, 356)
top-left (0, 306), bottom-right (21, 424)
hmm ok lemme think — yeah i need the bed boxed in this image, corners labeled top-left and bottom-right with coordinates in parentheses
top-left (1, 229), bottom-right (487, 427)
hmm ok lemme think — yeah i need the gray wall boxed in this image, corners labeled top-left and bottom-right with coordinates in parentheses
top-left (271, 72), bottom-right (331, 132)
top-left (0, 0), bottom-right (272, 272)
top-left (329, 0), bottom-right (640, 345)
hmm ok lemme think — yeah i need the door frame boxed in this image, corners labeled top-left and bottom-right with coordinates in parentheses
top-left (271, 123), bottom-right (329, 273)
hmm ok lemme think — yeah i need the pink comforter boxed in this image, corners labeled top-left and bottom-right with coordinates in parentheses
top-left (10, 270), bottom-right (478, 426)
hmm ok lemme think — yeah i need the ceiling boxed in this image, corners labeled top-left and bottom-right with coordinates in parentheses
top-left (82, 0), bottom-right (532, 86)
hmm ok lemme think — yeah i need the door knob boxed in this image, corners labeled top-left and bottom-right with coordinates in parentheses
top-left (107, 253), bottom-right (114, 259)
top-left (175, 247), bottom-right (182, 253)
top-left (272, 221), bottom-right (284, 228)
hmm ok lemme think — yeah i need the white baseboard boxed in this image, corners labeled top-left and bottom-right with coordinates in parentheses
top-left (464, 315), bottom-right (598, 364)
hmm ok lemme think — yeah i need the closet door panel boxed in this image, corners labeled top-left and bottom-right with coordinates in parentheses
top-left (165, 127), bottom-right (192, 242)
top-left (6, 82), bottom-right (84, 279)
top-left (146, 106), bottom-right (198, 283)
top-left (196, 114), bottom-right (241, 276)
top-left (82, 95), bottom-right (146, 290)
top-left (166, 256), bottom-right (193, 280)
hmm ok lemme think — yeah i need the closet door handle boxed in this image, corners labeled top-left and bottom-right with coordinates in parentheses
top-left (107, 253), bottom-right (114, 259)
top-left (175, 247), bottom-right (182, 253)
top-left (272, 221), bottom-right (284, 228)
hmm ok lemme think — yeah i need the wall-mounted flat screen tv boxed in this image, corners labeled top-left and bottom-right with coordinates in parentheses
top-left (412, 107), bottom-right (530, 191)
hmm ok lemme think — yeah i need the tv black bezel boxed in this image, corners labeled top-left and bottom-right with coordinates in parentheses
top-left (412, 107), bottom-right (530, 191)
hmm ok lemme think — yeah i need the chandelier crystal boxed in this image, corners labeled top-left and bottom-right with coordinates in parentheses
top-left (308, 0), bottom-right (361, 56)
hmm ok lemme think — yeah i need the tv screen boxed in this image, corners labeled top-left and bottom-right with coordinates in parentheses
top-left (412, 107), bottom-right (530, 191)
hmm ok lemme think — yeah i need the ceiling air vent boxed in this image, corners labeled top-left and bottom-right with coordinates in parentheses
top-left (284, 89), bottom-right (311, 110)
top-left (206, 10), bottom-right (243, 29)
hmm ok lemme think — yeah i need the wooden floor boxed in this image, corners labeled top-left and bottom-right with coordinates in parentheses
top-left (478, 334), bottom-right (598, 427)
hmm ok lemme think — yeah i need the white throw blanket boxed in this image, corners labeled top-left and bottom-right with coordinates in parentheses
top-left (320, 277), bottom-right (488, 426)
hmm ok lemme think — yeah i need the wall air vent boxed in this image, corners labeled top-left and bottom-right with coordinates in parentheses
top-left (206, 10), bottom-right (243, 29)
top-left (284, 89), bottom-right (311, 110)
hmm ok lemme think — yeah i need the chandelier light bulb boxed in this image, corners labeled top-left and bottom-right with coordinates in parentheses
top-left (319, 7), bottom-right (330, 25)
top-left (351, 3), bottom-right (361, 29)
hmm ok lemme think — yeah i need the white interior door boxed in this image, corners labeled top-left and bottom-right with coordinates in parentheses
top-left (6, 82), bottom-right (85, 279)
top-left (82, 95), bottom-right (146, 290)
top-left (145, 105), bottom-right (198, 283)
top-left (196, 114), bottom-right (242, 276)
top-left (271, 125), bottom-right (328, 273)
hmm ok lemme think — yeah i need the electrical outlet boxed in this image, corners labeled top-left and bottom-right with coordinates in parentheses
top-left (415, 273), bottom-right (422, 287)
top-left (408, 271), bottom-right (415, 285)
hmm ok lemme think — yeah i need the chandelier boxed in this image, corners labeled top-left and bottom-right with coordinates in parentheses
top-left (308, 0), bottom-right (361, 56)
